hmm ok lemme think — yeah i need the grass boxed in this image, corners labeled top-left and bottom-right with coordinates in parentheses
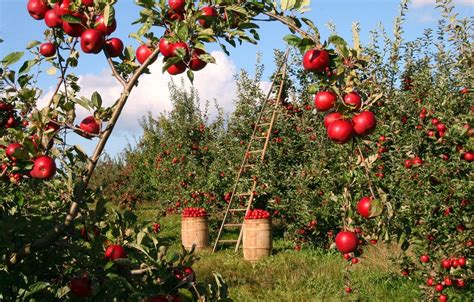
top-left (133, 209), bottom-right (423, 302)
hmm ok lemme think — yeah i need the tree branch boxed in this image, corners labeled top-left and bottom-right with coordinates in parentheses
top-left (104, 50), bottom-right (127, 88)
top-left (8, 48), bottom-right (161, 267)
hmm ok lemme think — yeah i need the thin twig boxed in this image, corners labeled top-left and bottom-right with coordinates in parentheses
top-left (104, 51), bottom-right (127, 88)
top-left (45, 38), bottom-right (79, 112)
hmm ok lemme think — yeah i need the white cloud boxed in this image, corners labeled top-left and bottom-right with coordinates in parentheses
top-left (40, 51), bottom-right (238, 134)
top-left (412, 0), bottom-right (473, 7)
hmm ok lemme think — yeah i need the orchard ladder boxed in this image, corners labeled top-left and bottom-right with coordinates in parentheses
top-left (213, 49), bottom-right (290, 252)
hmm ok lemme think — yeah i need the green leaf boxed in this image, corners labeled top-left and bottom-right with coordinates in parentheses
top-left (74, 97), bottom-right (91, 111)
top-left (19, 59), bottom-right (38, 75)
top-left (2, 51), bottom-right (24, 67)
top-left (187, 69), bottom-right (194, 83)
top-left (91, 91), bottom-right (103, 108)
top-left (26, 40), bottom-right (41, 49)
top-left (103, 5), bottom-right (115, 27)
top-left (283, 34), bottom-right (302, 47)
top-left (61, 14), bottom-right (82, 24)
top-left (307, 83), bottom-right (319, 94)
top-left (328, 35), bottom-right (347, 47)
top-left (23, 282), bottom-right (50, 298)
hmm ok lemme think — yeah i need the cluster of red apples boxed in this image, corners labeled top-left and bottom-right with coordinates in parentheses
top-left (182, 207), bottom-right (207, 218)
top-left (303, 49), bottom-right (377, 144)
top-left (419, 254), bottom-right (468, 302)
top-left (28, 0), bottom-right (213, 75)
top-left (28, 0), bottom-right (125, 58)
top-left (1, 102), bottom-right (57, 182)
top-left (245, 209), bottom-right (271, 220)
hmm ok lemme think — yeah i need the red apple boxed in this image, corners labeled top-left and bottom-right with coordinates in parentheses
top-left (95, 15), bottom-right (117, 36)
top-left (462, 151), bottom-right (474, 162)
top-left (323, 112), bottom-right (343, 128)
top-left (199, 6), bottom-right (218, 27)
top-left (343, 92), bottom-right (362, 109)
top-left (30, 155), bottom-right (56, 179)
top-left (352, 111), bottom-right (376, 136)
top-left (70, 276), bottom-right (92, 298)
top-left (169, 0), bottom-right (185, 12)
top-left (170, 41), bottom-right (189, 57)
top-left (105, 38), bottom-right (123, 58)
top-left (0, 102), bottom-right (13, 111)
top-left (335, 231), bottom-right (358, 253)
top-left (105, 244), bottom-right (127, 261)
top-left (6, 143), bottom-right (28, 161)
top-left (427, 277), bottom-right (434, 286)
top-left (438, 294), bottom-right (447, 302)
top-left (314, 91), bottom-right (336, 111)
top-left (82, 0), bottom-right (94, 6)
top-left (420, 255), bottom-right (430, 263)
top-left (302, 49), bottom-right (329, 73)
top-left (27, 0), bottom-right (48, 20)
top-left (404, 159), bottom-right (412, 168)
top-left (40, 43), bottom-right (56, 57)
top-left (79, 116), bottom-right (100, 135)
top-left (435, 283), bottom-right (444, 292)
top-left (412, 157), bottom-right (423, 166)
top-left (44, 9), bottom-right (63, 28)
top-left (189, 49), bottom-right (207, 71)
top-left (80, 29), bottom-right (104, 54)
top-left (62, 13), bottom-right (87, 37)
top-left (54, 0), bottom-right (71, 16)
top-left (136, 45), bottom-right (155, 64)
top-left (357, 196), bottom-right (372, 218)
top-left (167, 62), bottom-right (187, 75)
top-left (167, 10), bottom-right (184, 21)
top-left (441, 259), bottom-right (452, 269)
top-left (159, 37), bottom-right (173, 57)
top-left (457, 257), bottom-right (466, 267)
top-left (327, 119), bottom-right (354, 144)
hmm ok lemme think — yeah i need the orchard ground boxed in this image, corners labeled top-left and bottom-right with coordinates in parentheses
top-left (135, 204), bottom-right (422, 302)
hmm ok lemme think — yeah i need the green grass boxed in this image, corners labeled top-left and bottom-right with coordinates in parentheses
top-left (135, 212), bottom-right (422, 302)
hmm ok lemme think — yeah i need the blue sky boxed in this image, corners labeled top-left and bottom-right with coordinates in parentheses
top-left (0, 0), bottom-right (473, 156)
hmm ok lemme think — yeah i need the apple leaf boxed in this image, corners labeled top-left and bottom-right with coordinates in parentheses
top-left (23, 282), bottom-right (51, 298)
top-left (226, 5), bottom-right (247, 14)
top-left (328, 35), bottom-right (347, 47)
top-left (74, 97), bottom-right (91, 111)
top-left (2, 51), bottom-right (24, 67)
top-left (307, 83), bottom-right (319, 94)
top-left (26, 40), bottom-right (41, 49)
top-left (61, 14), bottom-right (82, 24)
top-left (370, 198), bottom-right (383, 218)
top-left (283, 34), bottom-right (301, 47)
top-left (103, 4), bottom-right (115, 27)
top-left (91, 91), bottom-right (103, 108)
top-left (18, 59), bottom-right (38, 75)
top-left (187, 69), bottom-right (194, 84)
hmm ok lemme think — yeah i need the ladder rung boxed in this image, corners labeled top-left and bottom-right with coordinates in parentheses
top-left (224, 223), bottom-right (243, 227)
top-left (218, 239), bottom-right (238, 243)
top-left (255, 136), bottom-right (267, 139)
top-left (238, 192), bottom-right (252, 196)
top-left (229, 209), bottom-right (247, 212)
top-left (243, 164), bottom-right (255, 168)
top-left (258, 123), bottom-right (271, 127)
top-left (248, 149), bottom-right (264, 153)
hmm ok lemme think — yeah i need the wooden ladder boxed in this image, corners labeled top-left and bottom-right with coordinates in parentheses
top-left (212, 50), bottom-right (290, 252)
